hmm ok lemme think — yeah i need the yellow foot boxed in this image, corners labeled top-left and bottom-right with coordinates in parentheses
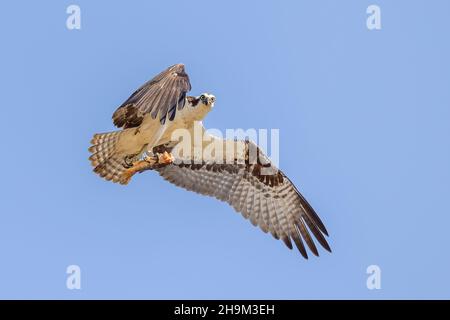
top-left (157, 151), bottom-right (174, 165)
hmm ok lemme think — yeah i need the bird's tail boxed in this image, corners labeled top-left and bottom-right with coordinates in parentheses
top-left (88, 130), bottom-right (130, 183)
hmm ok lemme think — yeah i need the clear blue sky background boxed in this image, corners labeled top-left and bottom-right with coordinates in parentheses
top-left (0, 0), bottom-right (449, 299)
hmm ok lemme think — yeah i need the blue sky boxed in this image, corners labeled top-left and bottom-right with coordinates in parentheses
top-left (0, 0), bottom-right (449, 299)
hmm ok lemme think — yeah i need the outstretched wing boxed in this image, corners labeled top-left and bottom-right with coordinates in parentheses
top-left (112, 63), bottom-right (191, 129)
top-left (154, 131), bottom-right (331, 259)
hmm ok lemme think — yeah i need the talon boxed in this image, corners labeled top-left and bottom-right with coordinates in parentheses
top-left (157, 151), bottom-right (174, 165)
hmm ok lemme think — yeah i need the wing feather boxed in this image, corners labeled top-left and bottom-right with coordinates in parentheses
top-left (154, 138), bottom-right (331, 259)
top-left (112, 64), bottom-right (191, 128)
top-left (258, 198), bottom-right (270, 234)
top-left (297, 218), bottom-right (319, 256)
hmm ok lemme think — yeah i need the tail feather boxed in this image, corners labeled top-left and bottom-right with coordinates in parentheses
top-left (89, 131), bottom-right (129, 183)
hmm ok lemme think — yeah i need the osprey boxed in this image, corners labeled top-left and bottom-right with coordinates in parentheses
top-left (89, 64), bottom-right (331, 259)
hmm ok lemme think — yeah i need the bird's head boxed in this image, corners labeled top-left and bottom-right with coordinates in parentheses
top-left (198, 93), bottom-right (216, 108)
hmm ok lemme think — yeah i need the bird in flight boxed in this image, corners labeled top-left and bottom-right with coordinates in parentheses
top-left (89, 64), bottom-right (331, 259)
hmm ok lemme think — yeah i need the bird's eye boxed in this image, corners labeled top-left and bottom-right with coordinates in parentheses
top-left (200, 95), bottom-right (205, 101)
